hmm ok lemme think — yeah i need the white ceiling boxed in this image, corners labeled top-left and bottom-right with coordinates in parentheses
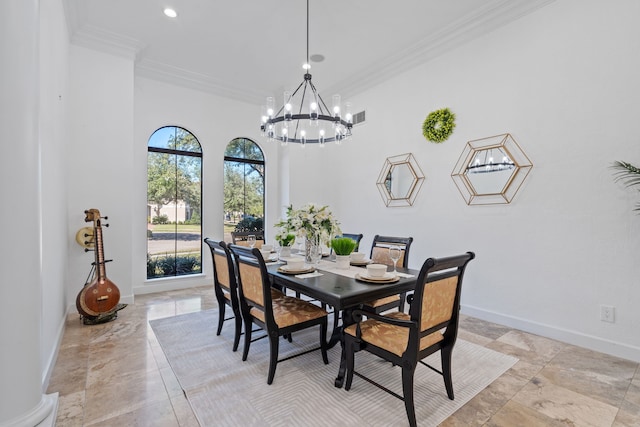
top-left (63, 0), bottom-right (555, 105)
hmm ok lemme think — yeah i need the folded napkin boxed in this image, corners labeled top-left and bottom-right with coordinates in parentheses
top-left (396, 272), bottom-right (415, 278)
top-left (295, 272), bottom-right (324, 279)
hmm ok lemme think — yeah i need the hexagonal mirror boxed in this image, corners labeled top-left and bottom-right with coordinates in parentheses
top-left (377, 153), bottom-right (425, 207)
top-left (451, 133), bottom-right (532, 205)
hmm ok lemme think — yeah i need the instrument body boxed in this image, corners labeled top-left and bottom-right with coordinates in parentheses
top-left (76, 209), bottom-right (120, 317)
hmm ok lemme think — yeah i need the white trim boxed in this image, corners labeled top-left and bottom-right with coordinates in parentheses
top-left (461, 304), bottom-right (640, 363)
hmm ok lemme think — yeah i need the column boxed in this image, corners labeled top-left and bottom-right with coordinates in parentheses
top-left (0, 1), bottom-right (57, 426)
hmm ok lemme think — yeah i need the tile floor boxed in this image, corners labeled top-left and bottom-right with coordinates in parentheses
top-left (47, 286), bottom-right (640, 426)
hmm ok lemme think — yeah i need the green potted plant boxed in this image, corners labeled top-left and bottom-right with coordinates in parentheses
top-left (331, 237), bottom-right (357, 269)
top-left (275, 230), bottom-right (296, 257)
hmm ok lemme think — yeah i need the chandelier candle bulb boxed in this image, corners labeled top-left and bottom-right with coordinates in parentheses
top-left (345, 102), bottom-right (353, 124)
top-left (284, 91), bottom-right (293, 120)
top-left (266, 97), bottom-right (275, 118)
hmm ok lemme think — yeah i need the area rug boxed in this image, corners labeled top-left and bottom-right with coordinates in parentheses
top-left (150, 310), bottom-right (518, 426)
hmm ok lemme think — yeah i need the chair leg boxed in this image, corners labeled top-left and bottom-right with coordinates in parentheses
top-left (344, 337), bottom-right (355, 391)
top-left (402, 365), bottom-right (417, 427)
top-left (216, 302), bottom-right (225, 335)
top-left (232, 307), bottom-right (242, 352)
top-left (267, 331), bottom-right (280, 385)
top-left (398, 292), bottom-right (406, 313)
top-left (242, 317), bottom-right (253, 361)
top-left (319, 320), bottom-right (329, 364)
top-left (441, 346), bottom-right (455, 400)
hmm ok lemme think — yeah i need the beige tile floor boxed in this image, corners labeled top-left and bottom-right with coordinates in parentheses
top-left (48, 286), bottom-right (640, 426)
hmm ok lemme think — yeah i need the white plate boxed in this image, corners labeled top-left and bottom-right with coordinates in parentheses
top-left (355, 273), bottom-right (399, 284)
top-left (350, 259), bottom-right (372, 266)
top-left (277, 265), bottom-right (315, 275)
top-left (359, 272), bottom-right (396, 281)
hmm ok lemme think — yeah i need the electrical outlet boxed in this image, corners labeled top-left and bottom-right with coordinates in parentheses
top-left (600, 305), bottom-right (615, 323)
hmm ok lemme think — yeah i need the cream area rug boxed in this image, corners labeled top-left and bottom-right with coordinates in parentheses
top-left (150, 310), bottom-right (518, 427)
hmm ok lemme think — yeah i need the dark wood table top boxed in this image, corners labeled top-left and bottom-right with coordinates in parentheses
top-left (267, 263), bottom-right (419, 310)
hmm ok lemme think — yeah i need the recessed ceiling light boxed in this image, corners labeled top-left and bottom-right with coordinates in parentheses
top-left (310, 54), bottom-right (325, 63)
top-left (164, 8), bottom-right (178, 18)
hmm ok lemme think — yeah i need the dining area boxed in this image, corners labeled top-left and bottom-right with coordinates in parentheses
top-left (201, 204), bottom-right (477, 427)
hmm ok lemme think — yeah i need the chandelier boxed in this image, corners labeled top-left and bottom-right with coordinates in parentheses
top-left (260, 0), bottom-right (353, 147)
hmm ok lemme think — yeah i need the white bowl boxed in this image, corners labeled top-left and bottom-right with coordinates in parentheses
top-left (286, 259), bottom-right (305, 270)
top-left (350, 252), bottom-right (366, 261)
top-left (366, 263), bottom-right (388, 277)
top-left (262, 244), bottom-right (273, 252)
top-left (259, 250), bottom-right (272, 260)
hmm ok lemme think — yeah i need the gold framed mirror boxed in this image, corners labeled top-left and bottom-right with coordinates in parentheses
top-left (376, 153), bottom-right (425, 207)
top-left (451, 133), bottom-right (532, 205)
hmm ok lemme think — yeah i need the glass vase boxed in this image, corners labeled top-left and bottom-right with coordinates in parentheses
top-left (305, 234), bottom-right (321, 264)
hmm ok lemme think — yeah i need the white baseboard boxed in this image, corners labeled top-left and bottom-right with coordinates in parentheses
top-left (461, 304), bottom-right (640, 363)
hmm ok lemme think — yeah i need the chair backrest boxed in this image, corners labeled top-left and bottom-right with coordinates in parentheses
top-left (229, 244), bottom-right (274, 323)
top-left (369, 235), bottom-right (414, 268)
top-left (203, 238), bottom-right (237, 298)
top-left (230, 230), bottom-right (265, 249)
top-left (341, 233), bottom-right (364, 251)
top-left (409, 252), bottom-right (475, 342)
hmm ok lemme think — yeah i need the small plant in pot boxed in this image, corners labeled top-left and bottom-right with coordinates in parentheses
top-left (331, 237), bottom-right (357, 269)
top-left (275, 230), bottom-right (296, 257)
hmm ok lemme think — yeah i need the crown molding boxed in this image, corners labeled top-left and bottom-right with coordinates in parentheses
top-left (71, 24), bottom-right (145, 60)
top-left (62, 0), bottom-right (144, 60)
top-left (326, 0), bottom-right (556, 99)
top-left (135, 60), bottom-right (262, 105)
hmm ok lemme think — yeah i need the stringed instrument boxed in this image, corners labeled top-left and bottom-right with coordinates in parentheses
top-left (76, 209), bottom-right (120, 317)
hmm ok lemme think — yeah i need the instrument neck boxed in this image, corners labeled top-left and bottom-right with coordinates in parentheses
top-left (94, 224), bottom-right (107, 280)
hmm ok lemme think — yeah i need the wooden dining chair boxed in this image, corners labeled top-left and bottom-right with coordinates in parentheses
top-left (229, 244), bottom-right (329, 384)
top-left (203, 238), bottom-right (242, 351)
top-left (230, 230), bottom-right (265, 249)
top-left (344, 252), bottom-right (476, 427)
top-left (362, 235), bottom-right (414, 314)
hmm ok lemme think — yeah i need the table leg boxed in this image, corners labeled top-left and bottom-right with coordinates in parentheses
top-left (334, 308), bottom-right (354, 388)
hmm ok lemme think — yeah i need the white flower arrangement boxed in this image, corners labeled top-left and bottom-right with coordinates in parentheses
top-left (274, 203), bottom-right (341, 243)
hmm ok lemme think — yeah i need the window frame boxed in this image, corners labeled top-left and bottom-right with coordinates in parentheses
top-left (147, 126), bottom-right (203, 279)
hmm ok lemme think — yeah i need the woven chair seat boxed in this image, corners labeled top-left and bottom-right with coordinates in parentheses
top-left (345, 313), bottom-right (443, 357)
top-left (251, 295), bottom-right (327, 329)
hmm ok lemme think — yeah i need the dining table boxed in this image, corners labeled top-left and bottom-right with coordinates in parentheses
top-left (266, 256), bottom-right (419, 388)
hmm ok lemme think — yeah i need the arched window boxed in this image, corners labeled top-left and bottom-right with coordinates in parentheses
top-left (147, 126), bottom-right (202, 279)
top-left (224, 138), bottom-right (265, 242)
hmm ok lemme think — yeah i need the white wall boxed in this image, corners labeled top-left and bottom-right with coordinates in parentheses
top-left (287, 0), bottom-right (640, 361)
top-left (66, 46), bottom-right (136, 306)
top-left (39, 0), bottom-right (70, 383)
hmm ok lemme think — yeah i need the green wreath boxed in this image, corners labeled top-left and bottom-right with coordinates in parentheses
top-left (422, 108), bottom-right (456, 143)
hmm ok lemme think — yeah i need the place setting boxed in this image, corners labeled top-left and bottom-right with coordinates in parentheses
top-left (349, 251), bottom-right (372, 266)
top-left (355, 263), bottom-right (400, 284)
top-left (276, 257), bottom-right (316, 275)
top-left (258, 244), bottom-right (280, 264)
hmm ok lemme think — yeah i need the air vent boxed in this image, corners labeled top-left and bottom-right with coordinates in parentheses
top-left (352, 110), bottom-right (366, 126)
